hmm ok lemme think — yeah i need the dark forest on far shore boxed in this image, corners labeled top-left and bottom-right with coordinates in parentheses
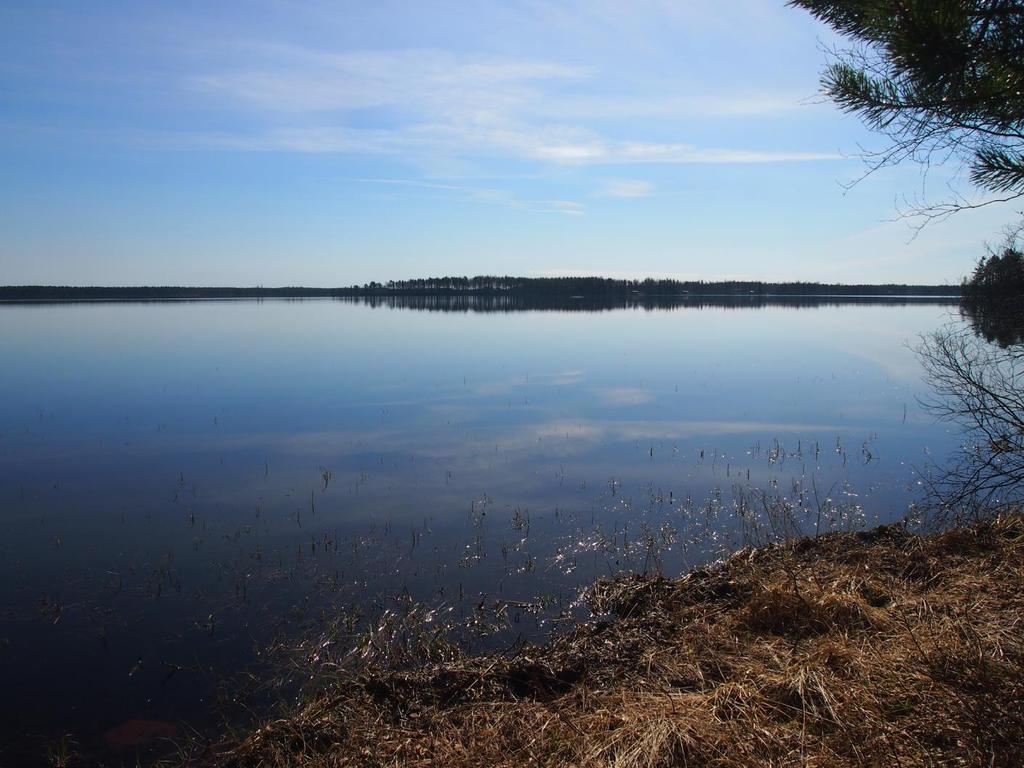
top-left (0, 276), bottom-right (961, 303)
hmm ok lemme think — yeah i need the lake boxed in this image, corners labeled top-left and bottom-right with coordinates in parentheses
top-left (0, 297), bottom-right (966, 762)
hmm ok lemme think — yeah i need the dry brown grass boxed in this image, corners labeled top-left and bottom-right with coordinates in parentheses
top-left (207, 513), bottom-right (1024, 767)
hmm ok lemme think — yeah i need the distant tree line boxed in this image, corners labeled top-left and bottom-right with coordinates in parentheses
top-left (0, 278), bottom-right (960, 303)
top-left (0, 286), bottom-right (346, 301)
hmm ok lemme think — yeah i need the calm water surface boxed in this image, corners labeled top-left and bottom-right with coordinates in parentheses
top-left (0, 299), bottom-right (964, 762)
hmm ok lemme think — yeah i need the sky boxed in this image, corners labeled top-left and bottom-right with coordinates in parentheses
top-left (0, 0), bottom-right (1017, 286)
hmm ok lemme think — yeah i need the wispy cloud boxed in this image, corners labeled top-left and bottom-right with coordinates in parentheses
top-left (192, 47), bottom-right (590, 114)
top-left (185, 46), bottom-right (841, 167)
top-left (615, 142), bottom-right (841, 164)
top-left (357, 178), bottom-right (585, 215)
top-left (195, 123), bottom-right (841, 167)
top-left (595, 179), bottom-right (654, 198)
top-left (595, 387), bottom-right (655, 406)
top-left (543, 92), bottom-right (820, 121)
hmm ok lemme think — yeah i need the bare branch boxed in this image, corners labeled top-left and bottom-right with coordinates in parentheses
top-left (916, 325), bottom-right (1024, 521)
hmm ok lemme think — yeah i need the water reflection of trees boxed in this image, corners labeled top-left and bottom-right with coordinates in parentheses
top-left (960, 297), bottom-right (1024, 348)
top-left (347, 294), bottom-right (959, 313)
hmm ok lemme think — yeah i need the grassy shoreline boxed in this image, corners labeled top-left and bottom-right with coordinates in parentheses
top-left (204, 514), bottom-right (1023, 767)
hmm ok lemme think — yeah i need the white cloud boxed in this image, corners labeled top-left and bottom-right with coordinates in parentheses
top-left (537, 199), bottom-right (586, 215)
top-left (531, 143), bottom-right (606, 162)
top-left (192, 47), bottom-right (590, 114)
top-left (196, 123), bottom-right (841, 167)
top-left (185, 46), bottom-right (841, 168)
top-left (595, 387), bottom-right (655, 406)
top-left (542, 92), bottom-right (820, 121)
top-left (617, 142), bottom-right (841, 164)
top-left (595, 179), bottom-right (654, 198)
top-left (356, 178), bottom-right (586, 215)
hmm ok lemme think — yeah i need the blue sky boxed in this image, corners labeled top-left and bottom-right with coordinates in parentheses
top-left (0, 1), bottom-right (1015, 286)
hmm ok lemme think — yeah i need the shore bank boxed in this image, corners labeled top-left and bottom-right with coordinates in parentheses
top-left (208, 513), bottom-right (1023, 767)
